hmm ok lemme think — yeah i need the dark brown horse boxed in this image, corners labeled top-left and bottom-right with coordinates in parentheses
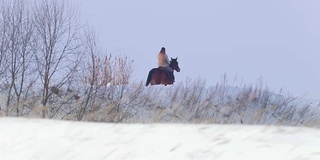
top-left (146, 58), bottom-right (180, 86)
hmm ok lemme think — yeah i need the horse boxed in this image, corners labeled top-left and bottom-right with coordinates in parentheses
top-left (146, 58), bottom-right (180, 86)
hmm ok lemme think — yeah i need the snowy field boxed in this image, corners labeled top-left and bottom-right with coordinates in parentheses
top-left (1, 118), bottom-right (320, 160)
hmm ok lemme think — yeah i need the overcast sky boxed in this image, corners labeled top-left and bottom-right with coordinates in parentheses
top-left (74, 0), bottom-right (320, 99)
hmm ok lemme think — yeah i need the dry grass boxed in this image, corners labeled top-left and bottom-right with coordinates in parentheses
top-left (1, 76), bottom-right (319, 128)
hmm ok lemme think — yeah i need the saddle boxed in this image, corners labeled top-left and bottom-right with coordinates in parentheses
top-left (158, 67), bottom-right (174, 83)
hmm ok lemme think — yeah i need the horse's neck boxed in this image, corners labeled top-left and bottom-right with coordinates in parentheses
top-left (168, 64), bottom-right (174, 72)
top-left (169, 62), bottom-right (173, 69)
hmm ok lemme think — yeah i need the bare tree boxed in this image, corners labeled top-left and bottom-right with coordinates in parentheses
top-left (0, 0), bottom-right (37, 116)
top-left (60, 27), bottom-right (135, 121)
top-left (72, 28), bottom-right (117, 120)
top-left (0, 14), bottom-right (7, 80)
top-left (0, 1), bottom-right (10, 85)
top-left (72, 28), bottom-right (103, 120)
top-left (0, 0), bottom-right (137, 120)
top-left (33, 0), bottom-right (83, 118)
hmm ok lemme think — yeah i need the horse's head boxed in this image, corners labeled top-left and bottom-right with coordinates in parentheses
top-left (170, 57), bottom-right (181, 72)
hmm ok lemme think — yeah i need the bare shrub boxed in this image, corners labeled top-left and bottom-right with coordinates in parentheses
top-left (44, 28), bottom-right (137, 121)
top-left (133, 75), bottom-right (320, 128)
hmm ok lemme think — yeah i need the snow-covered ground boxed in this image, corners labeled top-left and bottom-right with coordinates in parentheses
top-left (1, 118), bottom-right (320, 160)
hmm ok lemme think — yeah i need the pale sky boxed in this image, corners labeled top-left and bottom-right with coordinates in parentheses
top-left (74, 0), bottom-right (320, 99)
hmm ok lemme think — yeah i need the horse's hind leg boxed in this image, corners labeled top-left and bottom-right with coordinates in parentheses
top-left (151, 78), bottom-right (156, 85)
top-left (152, 70), bottom-right (162, 85)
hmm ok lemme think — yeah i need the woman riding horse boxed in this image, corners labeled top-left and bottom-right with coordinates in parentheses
top-left (157, 47), bottom-right (174, 82)
top-left (146, 47), bottom-right (180, 86)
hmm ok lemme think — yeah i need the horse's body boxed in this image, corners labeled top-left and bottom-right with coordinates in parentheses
top-left (146, 58), bottom-right (180, 86)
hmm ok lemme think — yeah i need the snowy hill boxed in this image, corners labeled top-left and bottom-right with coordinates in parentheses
top-left (1, 118), bottom-right (320, 160)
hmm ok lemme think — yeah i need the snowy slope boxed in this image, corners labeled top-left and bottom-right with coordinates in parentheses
top-left (1, 118), bottom-right (320, 160)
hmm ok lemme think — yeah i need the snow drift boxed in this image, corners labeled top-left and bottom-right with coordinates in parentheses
top-left (1, 118), bottom-right (320, 160)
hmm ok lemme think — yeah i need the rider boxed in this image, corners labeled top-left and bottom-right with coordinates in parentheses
top-left (157, 47), bottom-right (174, 83)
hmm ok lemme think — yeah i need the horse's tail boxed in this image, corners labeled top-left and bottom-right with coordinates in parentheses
top-left (146, 69), bottom-right (154, 86)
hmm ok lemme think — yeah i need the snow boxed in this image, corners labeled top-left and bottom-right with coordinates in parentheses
top-left (1, 118), bottom-right (320, 160)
